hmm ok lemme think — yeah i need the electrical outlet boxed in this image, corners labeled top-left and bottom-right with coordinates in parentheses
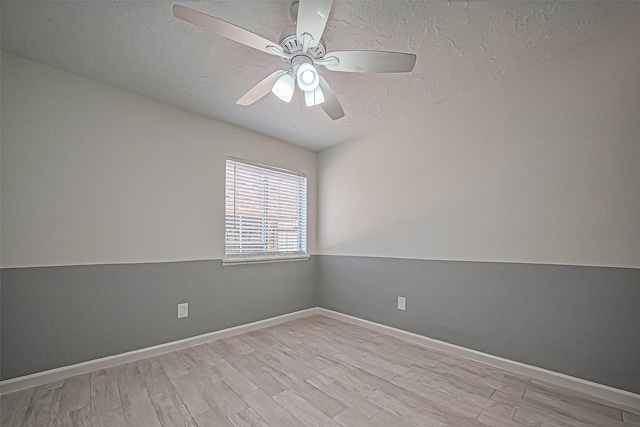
top-left (178, 303), bottom-right (188, 318)
top-left (397, 296), bottom-right (406, 311)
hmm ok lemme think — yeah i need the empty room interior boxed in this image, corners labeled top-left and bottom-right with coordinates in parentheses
top-left (1, 1), bottom-right (639, 426)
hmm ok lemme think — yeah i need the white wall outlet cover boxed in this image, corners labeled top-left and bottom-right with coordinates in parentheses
top-left (397, 296), bottom-right (406, 311)
top-left (178, 303), bottom-right (188, 318)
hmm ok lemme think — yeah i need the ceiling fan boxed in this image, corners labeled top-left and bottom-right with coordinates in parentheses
top-left (173, 1), bottom-right (417, 120)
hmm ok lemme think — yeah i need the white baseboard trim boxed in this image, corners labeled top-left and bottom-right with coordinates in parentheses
top-left (0, 307), bottom-right (320, 395)
top-left (3, 306), bottom-right (638, 412)
top-left (316, 308), bottom-right (640, 411)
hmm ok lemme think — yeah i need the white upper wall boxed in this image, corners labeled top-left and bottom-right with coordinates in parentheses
top-left (318, 26), bottom-right (640, 268)
top-left (1, 52), bottom-right (317, 268)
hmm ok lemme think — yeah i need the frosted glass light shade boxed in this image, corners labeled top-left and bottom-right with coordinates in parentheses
top-left (296, 63), bottom-right (320, 92)
top-left (272, 73), bottom-right (295, 102)
top-left (304, 86), bottom-right (325, 106)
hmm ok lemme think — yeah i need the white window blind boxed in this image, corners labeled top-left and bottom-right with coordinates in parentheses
top-left (225, 158), bottom-right (307, 264)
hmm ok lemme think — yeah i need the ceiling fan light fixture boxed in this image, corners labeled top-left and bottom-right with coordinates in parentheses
top-left (272, 72), bottom-right (295, 102)
top-left (304, 86), bottom-right (325, 106)
top-left (296, 62), bottom-right (320, 92)
top-left (174, 2), bottom-right (416, 120)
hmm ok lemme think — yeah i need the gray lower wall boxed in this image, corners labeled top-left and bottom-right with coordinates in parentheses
top-left (317, 255), bottom-right (640, 395)
top-left (0, 258), bottom-right (317, 380)
top-left (3, 254), bottom-right (639, 395)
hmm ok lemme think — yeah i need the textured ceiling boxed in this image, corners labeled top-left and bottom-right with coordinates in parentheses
top-left (2, 1), bottom-right (640, 151)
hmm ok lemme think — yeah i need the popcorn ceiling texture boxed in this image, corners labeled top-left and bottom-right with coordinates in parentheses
top-left (2, 1), bottom-right (639, 151)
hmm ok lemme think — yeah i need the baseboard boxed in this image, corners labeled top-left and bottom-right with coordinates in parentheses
top-left (0, 307), bottom-right (320, 395)
top-left (316, 308), bottom-right (640, 411)
top-left (3, 306), bottom-right (638, 412)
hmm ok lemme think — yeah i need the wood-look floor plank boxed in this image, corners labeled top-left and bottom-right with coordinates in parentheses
top-left (325, 360), bottom-right (406, 398)
top-left (222, 337), bottom-right (256, 356)
top-left (199, 377), bottom-right (247, 417)
top-left (157, 352), bottom-right (190, 379)
top-left (209, 339), bottom-right (245, 360)
top-left (1, 387), bottom-right (35, 427)
top-left (169, 373), bottom-right (216, 415)
top-left (432, 358), bottom-right (504, 390)
top-left (377, 342), bottom-right (441, 366)
top-left (476, 409), bottom-right (525, 427)
top-left (213, 361), bottom-right (259, 396)
top-left (319, 366), bottom-right (376, 397)
top-left (90, 407), bottom-right (127, 427)
top-left (295, 334), bottom-right (343, 358)
top-left (263, 347), bottom-right (319, 381)
top-left (396, 390), bottom-right (488, 426)
top-left (366, 344), bottom-right (418, 368)
top-left (312, 327), bottom-right (379, 356)
top-left (176, 349), bottom-right (202, 372)
top-left (493, 390), bottom-right (596, 427)
top-left (273, 322), bottom-right (308, 339)
top-left (121, 393), bottom-right (161, 427)
top-left (57, 406), bottom-right (91, 427)
top-left (246, 351), bottom-right (310, 388)
top-left (265, 326), bottom-right (303, 348)
top-left (187, 359), bottom-right (220, 383)
top-left (237, 331), bottom-right (279, 349)
top-left (306, 375), bottom-right (381, 419)
top-left (305, 329), bottom-right (372, 357)
top-left (366, 389), bottom-right (447, 427)
top-left (333, 408), bottom-right (413, 427)
top-left (43, 385), bottom-right (64, 426)
top-left (528, 382), bottom-right (640, 420)
top-left (221, 351), bottom-right (288, 397)
top-left (356, 351), bottom-right (410, 377)
top-left (392, 374), bottom-right (515, 419)
top-left (493, 382), bottom-right (526, 399)
top-left (150, 389), bottom-right (198, 427)
top-left (440, 356), bottom-right (507, 380)
top-left (241, 389), bottom-right (305, 427)
top-left (116, 365), bottom-right (148, 402)
top-left (333, 353), bottom-right (397, 381)
top-left (3, 315), bottom-right (635, 427)
top-left (138, 359), bottom-right (173, 397)
top-left (90, 368), bottom-right (121, 416)
top-left (21, 387), bottom-right (58, 427)
top-left (289, 381), bottom-right (347, 418)
top-left (283, 344), bottom-right (340, 372)
top-left (313, 317), bottom-right (381, 342)
top-left (190, 343), bottom-right (226, 366)
top-left (190, 407), bottom-right (234, 427)
top-left (506, 376), bottom-right (623, 421)
top-left (228, 408), bottom-right (270, 427)
top-left (58, 374), bottom-right (91, 418)
top-left (513, 408), bottom-right (593, 427)
top-left (414, 363), bottom-right (496, 398)
top-left (273, 389), bottom-right (342, 427)
top-left (273, 343), bottom-right (334, 376)
top-left (522, 390), bottom-right (628, 427)
top-left (623, 410), bottom-right (640, 426)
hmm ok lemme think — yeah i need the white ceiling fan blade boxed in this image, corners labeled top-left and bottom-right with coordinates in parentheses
top-left (237, 70), bottom-right (284, 106)
top-left (296, 0), bottom-right (333, 47)
top-left (318, 76), bottom-right (344, 120)
top-left (174, 5), bottom-right (283, 57)
top-left (323, 50), bottom-right (417, 73)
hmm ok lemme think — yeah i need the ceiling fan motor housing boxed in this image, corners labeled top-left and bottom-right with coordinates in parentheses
top-left (279, 26), bottom-right (326, 63)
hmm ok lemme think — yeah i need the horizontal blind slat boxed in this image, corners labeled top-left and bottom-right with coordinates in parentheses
top-left (225, 159), bottom-right (307, 259)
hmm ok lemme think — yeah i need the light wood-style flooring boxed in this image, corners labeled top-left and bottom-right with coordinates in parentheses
top-left (2, 315), bottom-right (639, 426)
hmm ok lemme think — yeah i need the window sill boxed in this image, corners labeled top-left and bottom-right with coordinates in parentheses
top-left (222, 255), bottom-right (310, 266)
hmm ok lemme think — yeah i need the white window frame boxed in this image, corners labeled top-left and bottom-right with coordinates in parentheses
top-left (223, 157), bottom-right (308, 265)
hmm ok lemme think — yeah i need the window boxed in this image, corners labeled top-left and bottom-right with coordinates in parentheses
top-left (224, 157), bottom-right (307, 264)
